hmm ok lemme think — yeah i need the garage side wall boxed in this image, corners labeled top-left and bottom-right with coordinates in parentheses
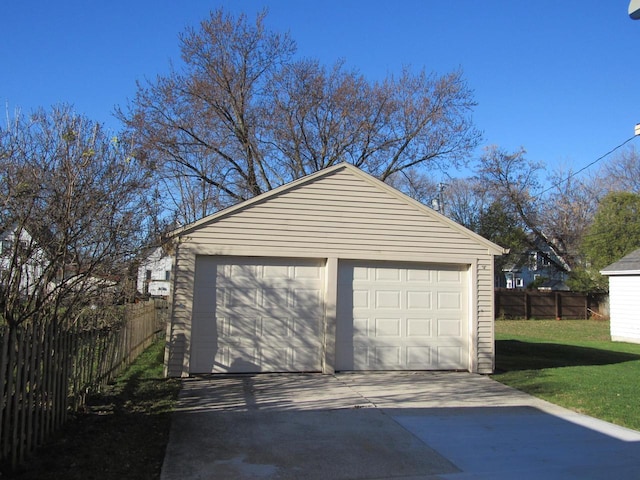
top-left (165, 167), bottom-right (499, 376)
top-left (476, 257), bottom-right (496, 373)
top-left (165, 243), bottom-right (196, 377)
top-left (609, 275), bottom-right (640, 344)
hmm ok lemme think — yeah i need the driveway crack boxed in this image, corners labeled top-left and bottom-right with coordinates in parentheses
top-left (332, 374), bottom-right (378, 409)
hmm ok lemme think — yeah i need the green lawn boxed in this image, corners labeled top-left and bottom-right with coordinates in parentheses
top-left (493, 319), bottom-right (640, 431)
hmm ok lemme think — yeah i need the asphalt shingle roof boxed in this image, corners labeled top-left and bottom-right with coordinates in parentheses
top-left (600, 248), bottom-right (640, 275)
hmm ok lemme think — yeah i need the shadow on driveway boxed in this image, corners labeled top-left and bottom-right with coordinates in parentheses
top-left (161, 372), bottom-right (640, 480)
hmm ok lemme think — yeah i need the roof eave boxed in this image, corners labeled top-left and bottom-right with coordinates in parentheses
top-left (600, 269), bottom-right (640, 276)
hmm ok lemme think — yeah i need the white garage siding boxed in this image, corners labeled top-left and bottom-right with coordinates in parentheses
top-left (184, 170), bottom-right (492, 258)
top-left (609, 275), bottom-right (640, 344)
top-left (166, 164), bottom-right (504, 377)
top-left (336, 261), bottom-right (469, 371)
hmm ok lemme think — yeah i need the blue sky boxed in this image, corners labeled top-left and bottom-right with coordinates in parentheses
top-left (2, 1), bottom-right (640, 181)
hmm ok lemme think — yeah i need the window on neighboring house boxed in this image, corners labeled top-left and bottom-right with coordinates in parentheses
top-left (515, 278), bottom-right (524, 288)
top-left (1, 239), bottom-right (13, 256)
top-left (165, 270), bottom-right (171, 281)
top-left (145, 269), bottom-right (152, 280)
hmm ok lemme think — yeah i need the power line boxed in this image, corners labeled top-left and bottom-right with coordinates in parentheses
top-left (535, 134), bottom-right (639, 199)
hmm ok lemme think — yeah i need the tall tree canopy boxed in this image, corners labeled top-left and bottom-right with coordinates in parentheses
top-left (581, 191), bottom-right (640, 271)
top-left (118, 9), bottom-right (481, 224)
top-left (473, 145), bottom-right (602, 274)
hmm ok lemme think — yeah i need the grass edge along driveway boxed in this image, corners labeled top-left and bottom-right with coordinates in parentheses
top-left (493, 319), bottom-right (640, 431)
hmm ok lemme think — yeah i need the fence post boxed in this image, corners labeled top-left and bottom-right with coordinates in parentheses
top-left (1, 299), bottom-right (168, 470)
top-left (2, 327), bottom-right (17, 463)
top-left (11, 326), bottom-right (26, 468)
top-left (0, 327), bottom-right (9, 458)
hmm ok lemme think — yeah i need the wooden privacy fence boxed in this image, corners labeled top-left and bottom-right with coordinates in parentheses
top-left (495, 289), bottom-right (601, 319)
top-left (0, 299), bottom-right (167, 469)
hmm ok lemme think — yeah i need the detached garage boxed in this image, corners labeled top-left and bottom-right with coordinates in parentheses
top-left (601, 248), bottom-right (640, 344)
top-left (165, 163), bottom-right (506, 377)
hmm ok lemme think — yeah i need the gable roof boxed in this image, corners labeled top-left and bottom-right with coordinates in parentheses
top-left (600, 248), bottom-right (640, 275)
top-left (171, 162), bottom-right (507, 256)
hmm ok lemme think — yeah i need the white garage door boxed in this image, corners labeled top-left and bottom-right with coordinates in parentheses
top-left (190, 257), bottom-right (325, 373)
top-left (336, 261), bottom-right (468, 371)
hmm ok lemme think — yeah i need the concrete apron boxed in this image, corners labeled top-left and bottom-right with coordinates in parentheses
top-left (161, 372), bottom-right (640, 480)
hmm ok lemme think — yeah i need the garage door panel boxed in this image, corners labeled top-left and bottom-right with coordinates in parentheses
top-left (292, 288), bottom-right (323, 309)
top-left (407, 268), bottom-right (431, 282)
top-left (294, 264), bottom-right (323, 279)
top-left (437, 346), bottom-right (464, 369)
top-left (376, 290), bottom-right (401, 308)
top-left (353, 290), bottom-right (369, 308)
top-left (228, 317), bottom-right (260, 337)
top-left (263, 264), bottom-right (289, 278)
top-left (376, 268), bottom-right (401, 281)
top-left (376, 318), bottom-right (401, 337)
top-left (225, 345), bottom-right (261, 372)
top-left (406, 346), bottom-right (432, 367)
top-left (437, 291), bottom-right (462, 310)
top-left (353, 266), bottom-right (369, 280)
top-left (337, 260), bottom-right (468, 371)
top-left (352, 347), bottom-right (367, 369)
top-left (374, 346), bottom-right (402, 367)
top-left (437, 318), bottom-right (462, 337)
top-left (407, 318), bottom-right (432, 337)
top-left (353, 317), bottom-right (369, 336)
top-left (438, 270), bottom-right (463, 283)
top-left (261, 288), bottom-right (288, 309)
top-left (407, 291), bottom-right (431, 309)
top-left (258, 316), bottom-right (291, 338)
top-left (190, 257), bottom-right (325, 373)
top-left (291, 345), bottom-right (320, 367)
top-left (260, 346), bottom-right (292, 366)
top-left (229, 288), bottom-right (258, 308)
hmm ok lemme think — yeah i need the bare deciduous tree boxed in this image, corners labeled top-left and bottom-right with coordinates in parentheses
top-left (0, 106), bottom-right (152, 328)
top-left (600, 145), bottom-right (640, 194)
top-left (118, 8), bottom-right (480, 221)
top-left (537, 170), bottom-right (600, 269)
top-left (474, 145), bottom-right (573, 272)
top-left (385, 167), bottom-right (440, 206)
top-left (444, 177), bottom-right (489, 231)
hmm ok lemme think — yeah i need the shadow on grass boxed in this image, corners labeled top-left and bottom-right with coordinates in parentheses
top-left (495, 340), bottom-right (640, 373)
top-left (3, 343), bottom-right (181, 480)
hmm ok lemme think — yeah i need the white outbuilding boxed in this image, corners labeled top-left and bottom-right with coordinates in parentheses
top-left (601, 248), bottom-right (640, 344)
top-left (164, 163), bottom-right (506, 377)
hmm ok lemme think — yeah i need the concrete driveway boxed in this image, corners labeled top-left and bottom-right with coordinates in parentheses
top-left (161, 372), bottom-right (640, 479)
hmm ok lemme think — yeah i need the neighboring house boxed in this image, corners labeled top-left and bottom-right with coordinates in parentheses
top-left (601, 248), bottom-right (640, 344)
top-left (65, 270), bottom-right (120, 304)
top-left (0, 226), bottom-right (48, 296)
top-left (501, 243), bottom-right (569, 291)
top-left (137, 246), bottom-right (174, 298)
top-left (165, 163), bottom-right (506, 377)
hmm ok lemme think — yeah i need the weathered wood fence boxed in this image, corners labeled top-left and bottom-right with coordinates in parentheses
top-left (0, 299), bottom-right (168, 469)
top-left (495, 289), bottom-right (603, 319)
